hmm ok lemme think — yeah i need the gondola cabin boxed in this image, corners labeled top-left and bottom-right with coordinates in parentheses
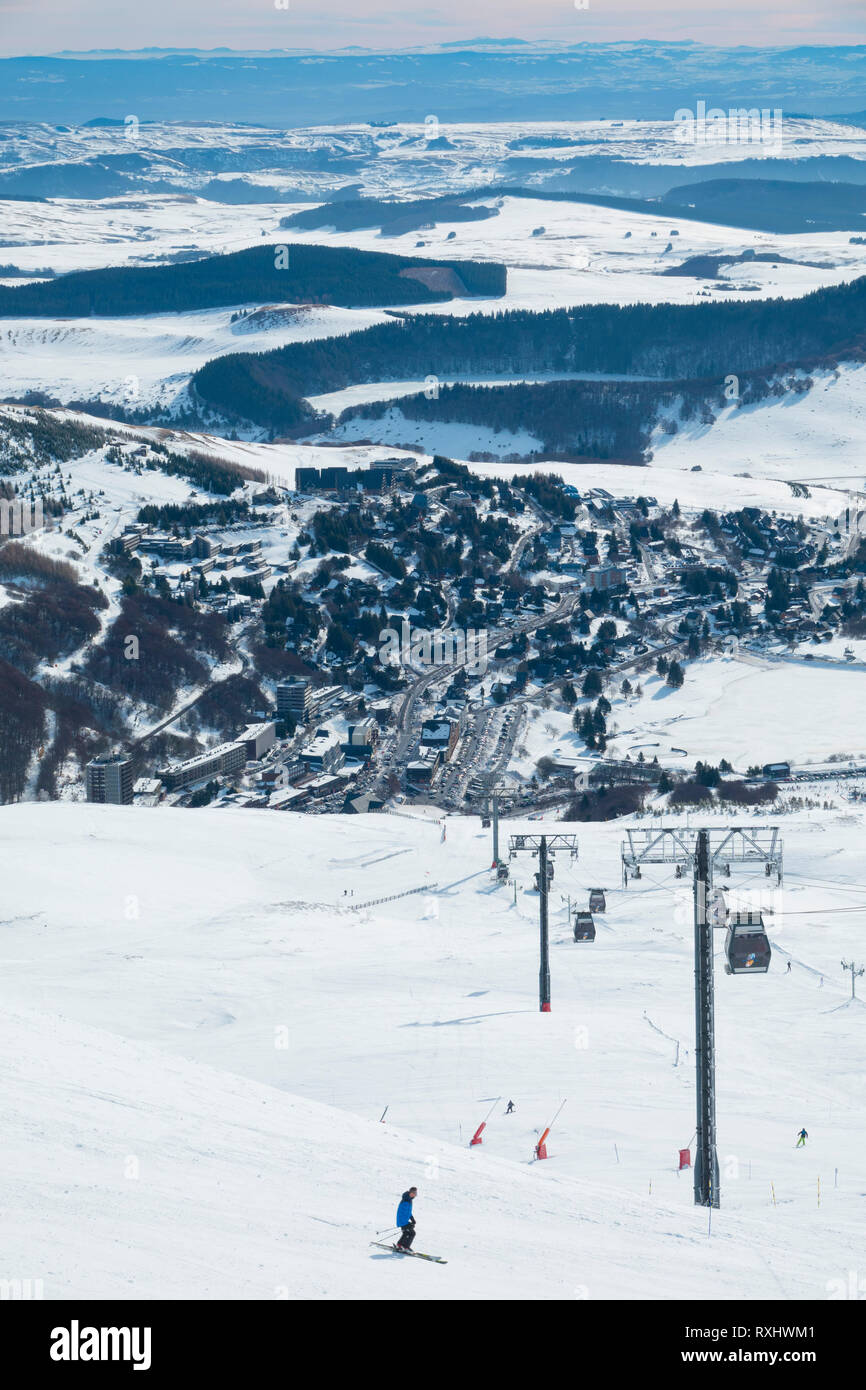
top-left (533, 861), bottom-right (554, 891)
top-left (724, 911), bottom-right (771, 974)
top-left (574, 911), bottom-right (596, 942)
top-left (588, 889), bottom-right (606, 913)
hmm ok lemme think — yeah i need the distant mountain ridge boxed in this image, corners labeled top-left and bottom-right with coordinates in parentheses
top-left (2, 44), bottom-right (865, 124)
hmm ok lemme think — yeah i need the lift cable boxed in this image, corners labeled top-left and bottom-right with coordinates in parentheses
top-left (778, 903), bottom-right (866, 916)
top-left (781, 874), bottom-right (866, 895)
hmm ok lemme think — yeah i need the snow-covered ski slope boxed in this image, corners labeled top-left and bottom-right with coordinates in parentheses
top-left (1, 802), bottom-right (862, 1299)
top-left (651, 365), bottom-right (866, 485)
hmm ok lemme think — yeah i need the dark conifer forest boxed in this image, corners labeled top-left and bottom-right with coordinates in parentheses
top-left (190, 274), bottom-right (866, 449)
top-left (0, 243), bottom-right (507, 317)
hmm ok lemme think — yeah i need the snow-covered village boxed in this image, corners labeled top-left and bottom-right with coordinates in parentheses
top-left (0, 0), bottom-right (864, 1362)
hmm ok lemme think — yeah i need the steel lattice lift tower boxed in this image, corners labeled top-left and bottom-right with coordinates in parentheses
top-left (692, 830), bottom-right (718, 1209)
top-left (621, 825), bottom-right (783, 1208)
top-left (509, 832), bottom-right (579, 1011)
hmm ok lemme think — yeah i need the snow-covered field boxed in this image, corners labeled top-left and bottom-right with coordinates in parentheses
top-left (6, 190), bottom-right (864, 301)
top-left (4, 186), bottom-right (866, 412)
top-left (1, 801), bottom-right (862, 1299)
top-left (0, 303), bottom-right (390, 410)
top-left (321, 404), bottom-right (543, 458)
top-left (305, 371), bottom-right (675, 417)
top-left (470, 453), bottom-right (850, 519)
top-left (505, 650), bottom-right (866, 778)
top-left (651, 365), bottom-right (866, 487)
top-left (332, 364), bottom-right (865, 494)
top-left (274, 195), bottom-right (866, 314)
top-left (0, 195), bottom-right (297, 275)
top-left (597, 657), bottom-right (866, 768)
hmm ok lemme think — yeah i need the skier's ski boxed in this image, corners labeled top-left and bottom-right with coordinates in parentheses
top-left (370, 1241), bottom-right (447, 1264)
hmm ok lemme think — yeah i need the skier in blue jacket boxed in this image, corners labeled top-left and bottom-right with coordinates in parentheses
top-left (395, 1187), bottom-right (418, 1250)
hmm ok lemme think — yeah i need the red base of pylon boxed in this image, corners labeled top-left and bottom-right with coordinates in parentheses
top-left (540, 1002), bottom-right (551, 1012)
top-left (678, 1148), bottom-right (691, 1170)
top-left (470, 1123), bottom-right (485, 1146)
top-left (535, 1143), bottom-right (548, 1160)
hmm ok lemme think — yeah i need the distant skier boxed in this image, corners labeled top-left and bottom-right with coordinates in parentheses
top-left (787, 961), bottom-right (792, 974)
top-left (797, 1128), bottom-right (808, 1147)
top-left (395, 1187), bottom-right (418, 1250)
top-left (505, 1100), bottom-right (515, 1114)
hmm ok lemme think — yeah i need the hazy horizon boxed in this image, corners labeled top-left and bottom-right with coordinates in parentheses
top-left (1, 0), bottom-right (865, 61)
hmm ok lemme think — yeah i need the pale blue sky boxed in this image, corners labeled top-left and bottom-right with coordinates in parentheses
top-left (1, 0), bottom-right (865, 58)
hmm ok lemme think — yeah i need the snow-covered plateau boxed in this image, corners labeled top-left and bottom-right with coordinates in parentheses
top-left (3, 186), bottom-right (866, 412)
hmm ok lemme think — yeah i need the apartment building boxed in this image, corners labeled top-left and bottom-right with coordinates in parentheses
top-left (157, 741), bottom-right (246, 792)
top-left (86, 754), bottom-right (134, 805)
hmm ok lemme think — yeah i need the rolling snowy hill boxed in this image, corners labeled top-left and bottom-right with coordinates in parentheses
top-left (1, 801), bottom-right (863, 1299)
